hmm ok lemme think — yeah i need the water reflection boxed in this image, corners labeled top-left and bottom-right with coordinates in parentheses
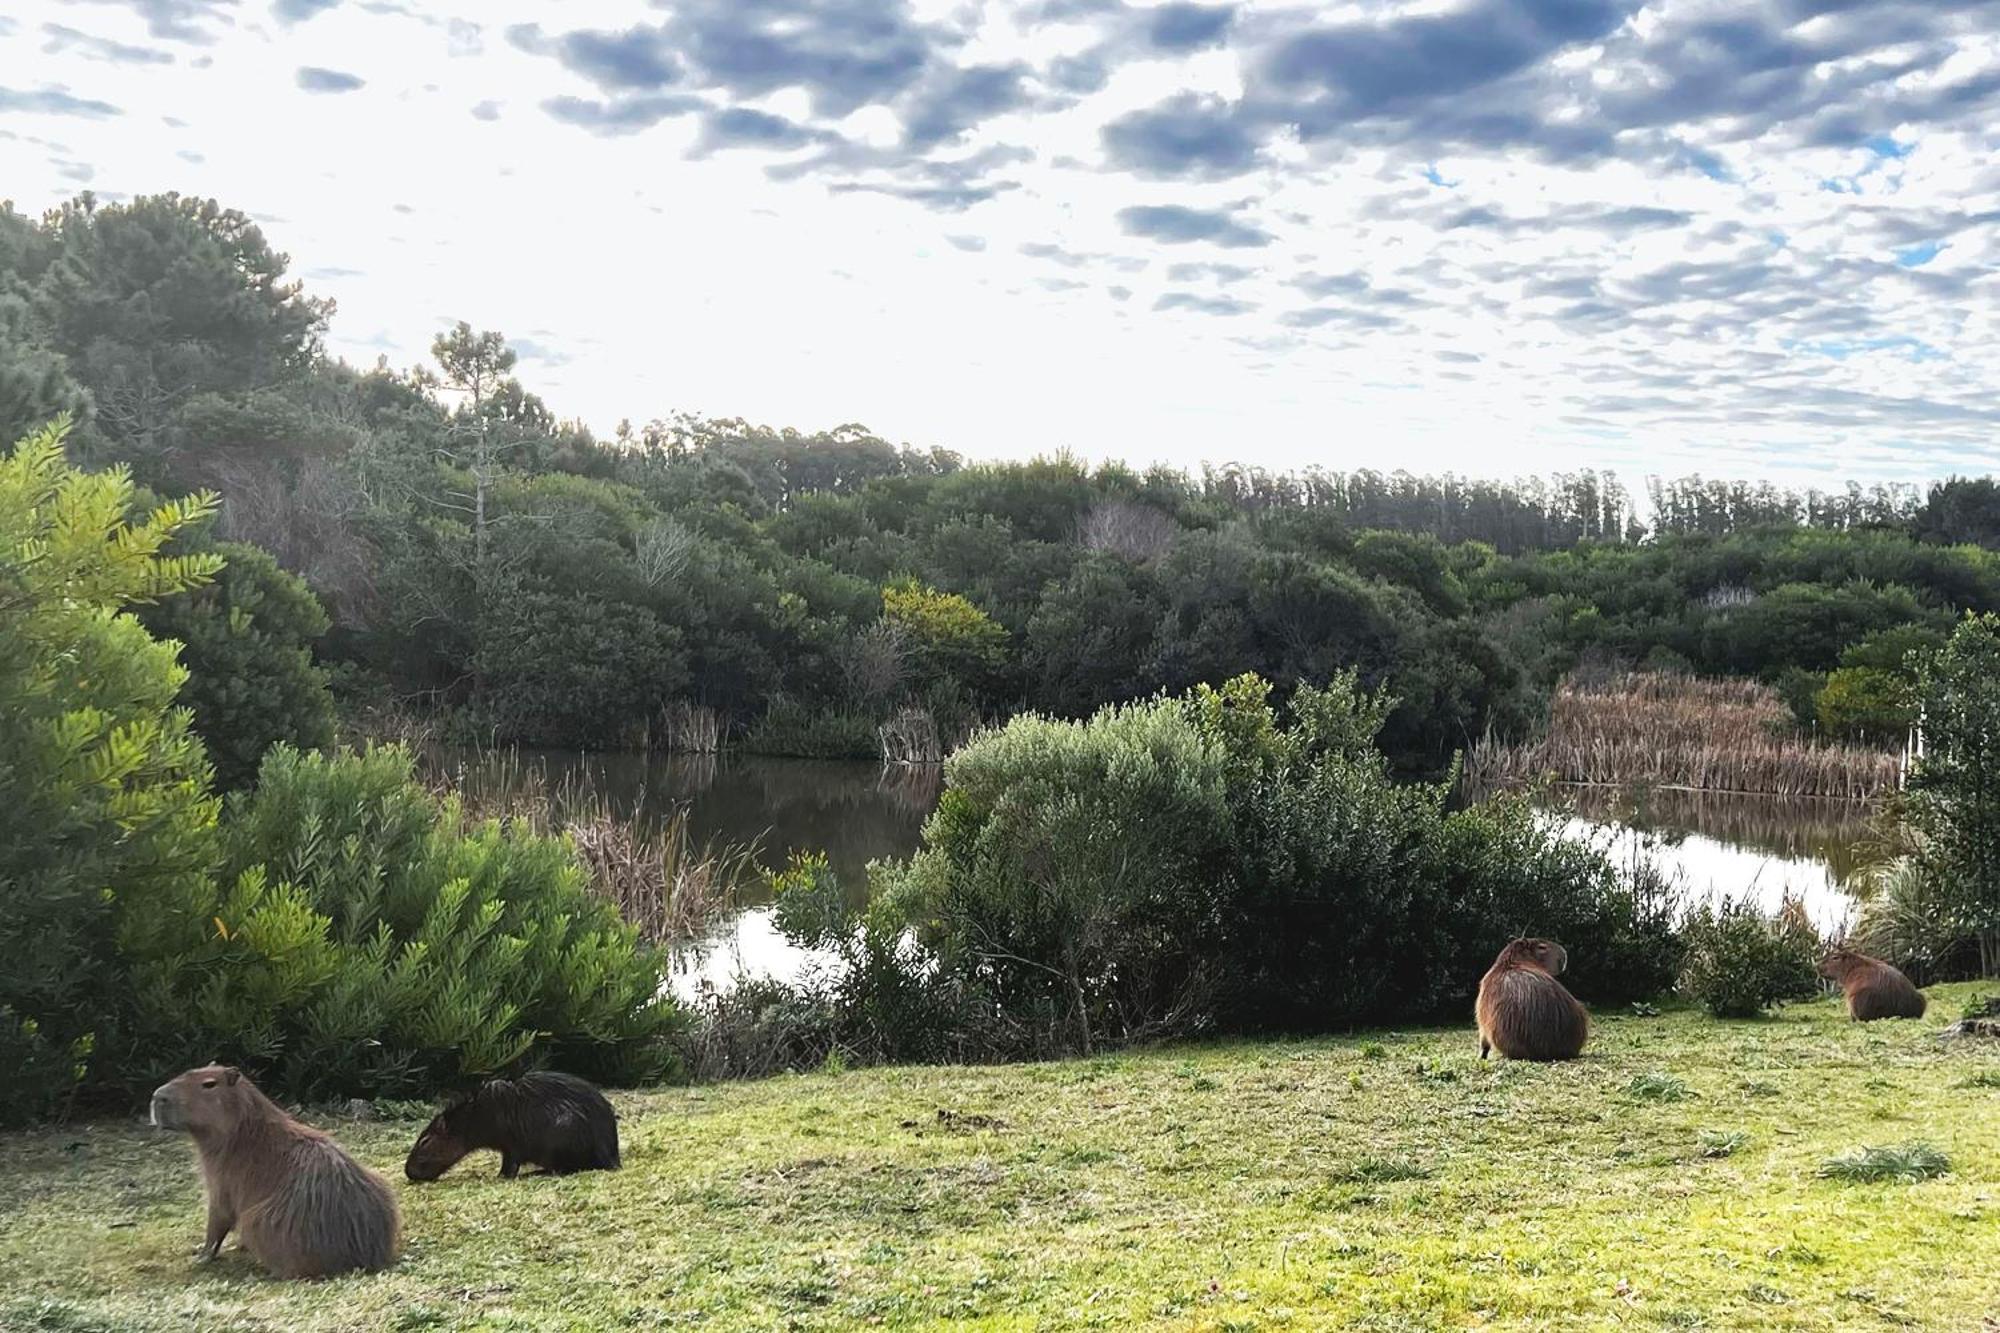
top-left (450, 752), bottom-right (1879, 990)
top-left (488, 750), bottom-right (939, 890)
top-left (1533, 784), bottom-right (1876, 935)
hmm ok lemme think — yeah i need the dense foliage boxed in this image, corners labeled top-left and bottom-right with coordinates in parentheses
top-left (9, 193), bottom-right (2000, 774)
top-left (0, 427), bottom-right (677, 1121)
top-left (0, 420), bottom-right (222, 1123)
top-left (1906, 614), bottom-right (2000, 976)
top-left (1677, 898), bottom-right (1822, 1018)
top-left (764, 674), bottom-right (1679, 1064)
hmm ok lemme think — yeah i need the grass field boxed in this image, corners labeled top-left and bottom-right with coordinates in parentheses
top-left (3, 988), bottom-right (1997, 1332)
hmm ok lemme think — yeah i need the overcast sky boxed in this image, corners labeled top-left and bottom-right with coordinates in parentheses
top-left (2, 0), bottom-right (1997, 484)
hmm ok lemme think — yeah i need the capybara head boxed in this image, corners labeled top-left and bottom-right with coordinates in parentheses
top-left (1818, 947), bottom-right (1865, 981)
top-left (404, 1104), bottom-right (473, 1182)
top-left (1494, 937), bottom-right (1568, 975)
top-left (150, 1064), bottom-right (248, 1135)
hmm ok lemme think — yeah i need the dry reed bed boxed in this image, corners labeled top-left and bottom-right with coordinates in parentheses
top-left (1466, 673), bottom-right (1905, 800)
top-left (432, 751), bottom-right (753, 947)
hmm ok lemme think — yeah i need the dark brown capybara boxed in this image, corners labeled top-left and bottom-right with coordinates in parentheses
top-left (404, 1071), bottom-right (620, 1182)
top-left (149, 1064), bottom-right (400, 1278)
top-left (1476, 937), bottom-right (1589, 1061)
top-left (1819, 947), bottom-right (1928, 1021)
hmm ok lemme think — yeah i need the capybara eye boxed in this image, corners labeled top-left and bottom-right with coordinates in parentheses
top-left (200, 1079), bottom-right (217, 1089)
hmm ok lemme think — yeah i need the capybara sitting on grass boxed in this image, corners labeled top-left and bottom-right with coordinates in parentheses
top-left (1819, 947), bottom-right (1928, 1021)
top-left (150, 1065), bottom-right (399, 1278)
top-left (404, 1071), bottom-right (620, 1182)
top-left (1476, 938), bottom-right (1589, 1061)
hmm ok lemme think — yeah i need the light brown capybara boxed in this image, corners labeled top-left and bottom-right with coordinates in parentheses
top-left (150, 1064), bottom-right (400, 1278)
top-left (1819, 947), bottom-right (1928, 1021)
top-left (1476, 938), bottom-right (1589, 1061)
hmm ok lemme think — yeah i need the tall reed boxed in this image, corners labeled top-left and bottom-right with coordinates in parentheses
top-left (1466, 672), bottom-right (1903, 801)
top-left (878, 706), bottom-right (943, 765)
top-left (433, 749), bottom-right (754, 947)
top-left (663, 701), bottom-right (722, 754)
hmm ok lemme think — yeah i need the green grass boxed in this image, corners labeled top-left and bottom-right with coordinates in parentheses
top-left (2, 988), bottom-right (1997, 1332)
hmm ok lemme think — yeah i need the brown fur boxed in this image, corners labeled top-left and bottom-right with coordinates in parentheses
top-left (150, 1065), bottom-right (400, 1278)
top-left (1475, 938), bottom-right (1589, 1061)
top-left (1818, 948), bottom-right (1927, 1021)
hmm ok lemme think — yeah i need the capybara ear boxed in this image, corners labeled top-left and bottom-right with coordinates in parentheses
top-left (224, 1068), bottom-right (241, 1086)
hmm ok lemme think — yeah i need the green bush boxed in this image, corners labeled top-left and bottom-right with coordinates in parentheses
top-left (880, 694), bottom-right (1235, 1054)
top-left (1677, 897), bottom-right (1821, 1017)
top-left (122, 744), bottom-right (680, 1100)
top-left (847, 672), bottom-right (1677, 1059)
top-left (139, 540), bottom-right (337, 789)
top-left (0, 421), bottom-right (222, 1125)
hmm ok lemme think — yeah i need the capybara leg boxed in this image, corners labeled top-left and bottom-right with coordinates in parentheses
top-left (200, 1202), bottom-right (233, 1261)
top-left (1478, 1037), bottom-right (1491, 1060)
top-left (499, 1151), bottom-right (520, 1179)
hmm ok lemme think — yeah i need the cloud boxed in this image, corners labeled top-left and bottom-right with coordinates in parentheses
top-left (1102, 93), bottom-right (1259, 178)
top-left (902, 63), bottom-right (1030, 148)
top-left (698, 107), bottom-right (829, 151)
top-left (1156, 291), bottom-right (1255, 315)
top-left (555, 26), bottom-right (684, 91)
top-left (273, 0), bottom-right (339, 20)
top-left (0, 85), bottom-right (123, 117)
top-left (946, 234), bottom-right (986, 252)
top-left (296, 66), bottom-right (365, 93)
top-left (542, 93), bottom-right (703, 135)
top-left (63, 0), bottom-right (235, 45)
top-left (41, 23), bottom-right (175, 63)
top-left (470, 100), bottom-right (500, 121)
top-left (1117, 203), bottom-right (1273, 248)
top-left (1147, 3), bottom-right (1234, 52)
top-left (1167, 262), bottom-right (1256, 283)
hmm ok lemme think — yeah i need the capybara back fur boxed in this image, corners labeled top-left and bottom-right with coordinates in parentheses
top-left (150, 1065), bottom-right (399, 1278)
top-left (1819, 948), bottom-right (1927, 1021)
top-left (405, 1071), bottom-right (620, 1182)
top-left (1476, 938), bottom-right (1589, 1061)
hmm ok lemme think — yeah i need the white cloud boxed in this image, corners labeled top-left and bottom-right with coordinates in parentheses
top-left (0, 0), bottom-right (1996, 486)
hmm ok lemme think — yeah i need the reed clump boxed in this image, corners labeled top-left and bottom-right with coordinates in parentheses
top-left (1466, 673), bottom-right (1904, 801)
top-left (433, 750), bottom-right (752, 947)
top-left (878, 706), bottom-right (944, 765)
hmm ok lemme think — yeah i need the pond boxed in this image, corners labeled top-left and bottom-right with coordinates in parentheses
top-left (445, 751), bottom-right (1879, 998)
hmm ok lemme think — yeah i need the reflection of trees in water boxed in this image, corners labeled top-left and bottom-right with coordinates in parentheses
top-left (1532, 782), bottom-right (1877, 885)
top-left (451, 750), bottom-right (938, 891)
top-left (877, 763), bottom-right (943, 817)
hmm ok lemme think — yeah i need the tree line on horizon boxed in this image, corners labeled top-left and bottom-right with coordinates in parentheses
top-left (7, 190), bottom-right (2000, 773)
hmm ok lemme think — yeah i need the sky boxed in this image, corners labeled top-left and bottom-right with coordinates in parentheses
top-left (1, 0), bottom-right (1997, 486)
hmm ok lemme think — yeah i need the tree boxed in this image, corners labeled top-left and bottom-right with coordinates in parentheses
top-left (138, 540), bottom-right (337, 789)
top-left (0, 418), bottom-right (222, 1123)
top-left (429, 323), bottom-right (516, 578)
top-left (1907, 613), bottom-right (2000, 976)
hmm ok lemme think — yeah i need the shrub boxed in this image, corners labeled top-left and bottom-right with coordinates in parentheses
top-left (1677, 897), bottom-right (1821, 1017)
top-left (881, 696), bottom-right (1235, 1054)
top-left (0, 420), bottom-right (222, 1125)
top-left (121, 745), bottom-right (680, 1101)
top-left (860, 672), bottom-right (1677, 1058)
top-left (138, 540), bottom-right (336, 789)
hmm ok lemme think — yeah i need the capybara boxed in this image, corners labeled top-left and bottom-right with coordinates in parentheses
top-left (404, 1071), bottom-right (620, 1182)
top-left (149, 1065), bottom-right (399, 1278)
top-left (1476, 937), bottom-right (1589, 1061)
top-left (1819, 947), bottom-right (1928, 1021)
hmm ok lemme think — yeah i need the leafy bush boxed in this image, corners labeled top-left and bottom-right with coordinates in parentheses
top-left (849, 672), bottom-right (1679, 1059)
top-left (0, 421), bottom-right (222, 1125)
top-left (139, 540), bottom-right (336, 789)
top-left (122, 744), bottom-right (680, 1100)
top-left (1677, 897), bottom-right (1821, 1017)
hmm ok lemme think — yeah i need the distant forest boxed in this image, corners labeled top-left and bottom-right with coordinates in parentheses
top-left (8, 192), bottom-right (2000, 774)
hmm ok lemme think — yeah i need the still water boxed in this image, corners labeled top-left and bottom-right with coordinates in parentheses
top-left (461, 752), bottom-right (1874, 997)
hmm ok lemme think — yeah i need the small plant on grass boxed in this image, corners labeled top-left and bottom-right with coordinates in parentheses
top-left (1816, 1143), bottom-right (1951, 1183)
top-left (1331, 1157), bottom-right (1432, 1184)
top-left (1626, 1071), bottom-right (1694, 1102)
top-left (1678, 895), bottom-right (1820, 1017)
top-left (1697, 1129), bottom-right (1748, 1158)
